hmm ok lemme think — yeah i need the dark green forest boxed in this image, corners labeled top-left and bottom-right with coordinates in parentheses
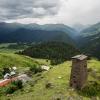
top-left (18, 42), bottom-right (80, 65)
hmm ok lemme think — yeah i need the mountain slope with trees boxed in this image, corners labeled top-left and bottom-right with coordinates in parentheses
top-left (78, 22), bottom-right (100, 59)
top-left (5, 28), bottom-right (74, 44)
top-left (0, 22), bottom-right (78, 44)
top-left (19, 42), bottom-right (80, 64)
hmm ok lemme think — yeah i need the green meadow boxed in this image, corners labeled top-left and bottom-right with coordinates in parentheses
top-left (0, 43), bottom-right (99, 100)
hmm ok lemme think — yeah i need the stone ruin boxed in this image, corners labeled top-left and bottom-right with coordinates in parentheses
top-left (70, 54), bottom-right (88, 89)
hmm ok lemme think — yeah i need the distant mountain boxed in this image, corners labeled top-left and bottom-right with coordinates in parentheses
top-left (23, 24), bottom-right (79, 39)
top-left (72, 24), bottom-right (89, 32)
top-left (79, 22), bottom-right (100, 43)
top-left (9, 28), bottom-right (74, 44)
top-left (79, 22), bottom-right (100, 59)
top-left (0, 22), bottom-right (23, 32)
top-left (0, 22), bottom-right (78, 45)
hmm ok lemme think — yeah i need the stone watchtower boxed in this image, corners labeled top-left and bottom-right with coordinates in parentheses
top-left (70, 55), bottom-right (88, 89)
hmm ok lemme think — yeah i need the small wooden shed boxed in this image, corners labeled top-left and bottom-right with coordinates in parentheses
top-left (70, 54), bottom-right (88, 89)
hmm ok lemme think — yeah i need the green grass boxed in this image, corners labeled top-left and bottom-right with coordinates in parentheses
top-left (88, 58), bottom-right (100, 71)
top-left (0, 53), bottom-right (37, 68)
top-left (0, 43), bottom-right (28, 53)
top-left (0, 45), bottom-right (99, 100)
top-left (0, 53), bottom-right (50, 75)
top-left (0, 43), bottom-right (20, 53)
top-left (0, 43), bottom-right (13, 48)
top-left (0, 48), bottom-right (21, 53)
top-left (0, 58), bottom-right (99, 100)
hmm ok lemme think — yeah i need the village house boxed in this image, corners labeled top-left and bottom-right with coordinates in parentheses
top-left (0, 67), bottom-right (31, 87)
top-left (41, 65), bottom-right (50, 71)
top-left (0, 67), bottom-right (17, 87)
top-left (3, 67), bottom-right (17, 79)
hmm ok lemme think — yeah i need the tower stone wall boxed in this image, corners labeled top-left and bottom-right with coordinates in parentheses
top-left (70, 55), bottom-right (88, 89)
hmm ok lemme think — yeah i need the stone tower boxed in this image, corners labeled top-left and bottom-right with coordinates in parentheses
top-left (70, 54), bottom-right (88, 89)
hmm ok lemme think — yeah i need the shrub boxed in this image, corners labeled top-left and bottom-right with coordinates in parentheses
top-left (5, 80), bottom-right (23, 94)
top-left (0, 87), bottom-right (5, 96)
top-left (2, 68), bottom-right (10, 75)
top-left (5, 84), bottom-right (17, 94)
top-left (45, 82), bottom-right (53, 89)
top-left (30, 64), bottom-right (42, 74)
top-left (50, 59), bottom-right (65, 65)
top-left (79, 81), bottom-right (100, 97)
top-left (12, 80), bottom-right (23, 89)
top-left (0, 71), bottom-right (3, 79)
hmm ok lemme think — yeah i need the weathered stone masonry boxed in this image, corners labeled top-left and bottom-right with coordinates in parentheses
top-left (70, 55), bottom-right (88, 89)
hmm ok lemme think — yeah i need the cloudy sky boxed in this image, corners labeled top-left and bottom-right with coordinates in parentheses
top-left (0, 0), bottom-right (100, 25)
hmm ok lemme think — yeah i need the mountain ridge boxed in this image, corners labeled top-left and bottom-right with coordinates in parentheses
top-left (0, 22), bottom-right (79, 45)
top-left (78, 22), bottom-right (100, 59)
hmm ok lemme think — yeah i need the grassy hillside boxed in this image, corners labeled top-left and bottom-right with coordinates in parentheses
top-left (0, 58), bottom-right (99, 100)
top-left (0, 43), bottom-right (30, 53)
top-left (0, 53), bottom-right (49, 74)
top-left (0, 44), bottom-right (99, 100)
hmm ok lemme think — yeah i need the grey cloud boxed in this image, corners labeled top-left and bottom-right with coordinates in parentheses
top-left (33, 0), bottom-right (59, 8)
top-left (0, 0), bottom-right (60, 21)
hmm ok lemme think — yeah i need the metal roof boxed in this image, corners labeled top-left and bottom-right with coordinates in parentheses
top-left (72, 54), bottom-right (88, 60)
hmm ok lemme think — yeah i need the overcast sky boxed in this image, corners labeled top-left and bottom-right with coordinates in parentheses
top-left (0, 0), bottom-right (100, 25)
